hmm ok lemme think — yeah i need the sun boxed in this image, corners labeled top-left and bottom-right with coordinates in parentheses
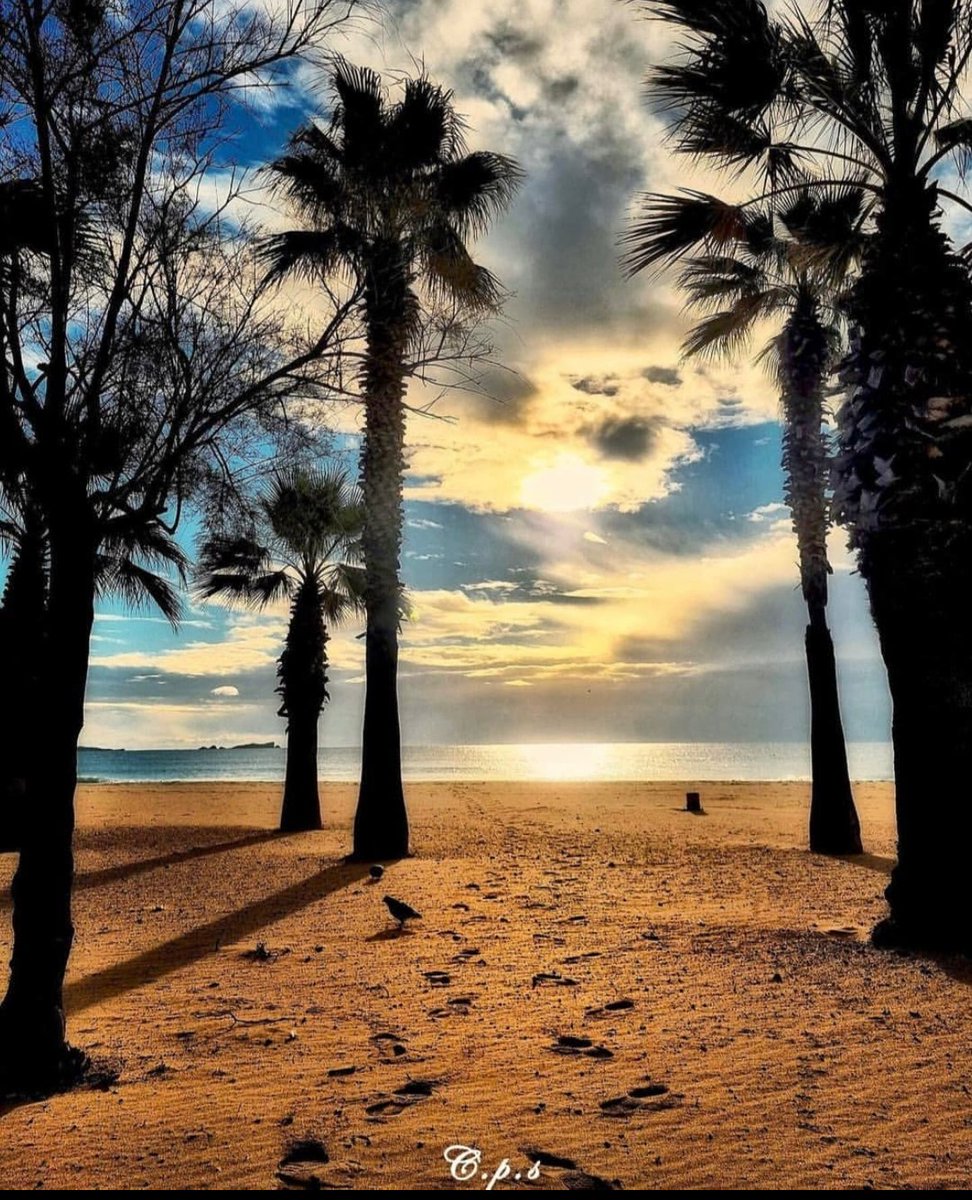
top-left (520, 455), bottom-right (611, 513)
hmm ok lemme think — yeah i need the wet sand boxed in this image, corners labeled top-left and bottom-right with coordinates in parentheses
top-left (0, 780), bottom-right (968, 1190)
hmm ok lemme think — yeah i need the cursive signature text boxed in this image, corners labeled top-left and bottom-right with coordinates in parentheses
top-left (444, 1145), bottom-right (543, 1190)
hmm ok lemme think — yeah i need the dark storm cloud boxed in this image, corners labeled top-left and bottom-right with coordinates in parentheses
top-left (504, 127), bottom-right (659, 335)
top-left (486, 23), bottom-right (544, 60)
top-left (643, 365), bottom-right (682, 387)
top-left (589, 415), bottom-right (658, 461)
top-left (544, 75), bottom-right (580, 101)
top-left (571, 375), bottom-right (620, 397)
top-left (464, 365), bottom-right (540, 426)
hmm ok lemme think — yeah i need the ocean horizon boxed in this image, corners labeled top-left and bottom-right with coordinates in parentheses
top-left (76, 741), bottom-right (895, 784)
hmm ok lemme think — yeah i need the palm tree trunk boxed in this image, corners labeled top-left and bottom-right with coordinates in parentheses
top-left (866, 531), bottom-right (972, 950)
top-left (781, 302), bottom-right (862, 855)
top-left (280, 708), bottom-right (321, 832)
top-left (805, 606), bottom-right (861, 855)
top-left (0, 505), bottom-right (95, 1090)
top-left (837, 182), bottom-right (972, 949)
top-left (352, 248), bottom-right (410, 861)
top-left (278, 579), bottom-right (326, 833)
top-left (0, 501), bottom-right (47, 853)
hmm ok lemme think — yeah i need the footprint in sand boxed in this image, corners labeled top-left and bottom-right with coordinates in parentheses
top-left (364, 1079), bottom-right (440, 1120)
top-left (275, 1138), bottom-right (329, 1190)
top-left (586, 999), bottom-right (635, 1019)
top-left (548, 1035), bottom-right (614, 1060)
top-left (429, 996), bottom-right (474, 1019)
top-left (520, 1149), bottom-right (623, 1190)
top-left (599, 1083), bottom-right (676, 1118)
top-left (563, 1172), bottom-right (624, 1190)
top-left (532, 971), bottom-right (579, 988)
top-left (423, 970), bottom-right (451, 987)
top-left (372, 1033), bottom-right (408, 1059)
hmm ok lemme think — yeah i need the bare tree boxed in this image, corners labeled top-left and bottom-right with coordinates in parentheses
top-left (0, 0), bottom-right (356, 1092)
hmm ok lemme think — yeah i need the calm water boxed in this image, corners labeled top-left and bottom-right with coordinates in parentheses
top-left (77, 742), bottom-right (894, 783)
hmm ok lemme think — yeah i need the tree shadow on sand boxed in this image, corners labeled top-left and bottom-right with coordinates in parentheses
top-left (64, 860), bottom-right (370, 1013)
top-left (837, 853), bottom-right (896, 876)
top-left (0, 829), bottom-right (286, 911)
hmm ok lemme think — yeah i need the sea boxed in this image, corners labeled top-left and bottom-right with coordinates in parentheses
top-left (76, 742), bottom-right (895, 784)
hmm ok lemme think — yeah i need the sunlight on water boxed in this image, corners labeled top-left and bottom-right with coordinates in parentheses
top-left (510, 743), bottom-right (619, 780)
top-left (77, 742), bottom-right (895, 783)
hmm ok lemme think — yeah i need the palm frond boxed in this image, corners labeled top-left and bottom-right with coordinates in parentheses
top-left (621, 190), bottom-right (749, 275)
top-left (97, 559), bottom-right (183, 627)
top-left (682, 291), bottom-right (771, 361)
top-left (331, 60), bottom-right (385, 166)
top-left (934, 116), bottom-right (972, 173)
top-left (434, 152), bottom-right (523, 237)
top-left (263, 142), bottom-right (346, 221)
top-left (387, 76), bottom-right (465, 169)
top-left (679, 254), bottom-right (770, 310)
top-left (257, 226), bottom-right (364, 287)
top-left (421, 223), bottom-right (503, 311)
top-left (648, 0), bottom-right (787, 121)
top-left (321, 562), bottom-right (366, 623)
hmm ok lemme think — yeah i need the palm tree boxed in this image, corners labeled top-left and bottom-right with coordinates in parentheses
top-left (197, 467), bottom-right (365, 833)
top-left (632, 1), bottom-right (972, 952)
top-left (0, 491), bottom-right (187, 851)
top-left (665, 192), bottom-right (865, 855)
top-left (261, 63), bottom-right (521, 860)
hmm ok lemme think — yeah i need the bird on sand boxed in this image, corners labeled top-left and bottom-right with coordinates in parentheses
top-left (384, 895), bottom-right (421, 930)
top-left (369, 864), bottom-right (384, 881)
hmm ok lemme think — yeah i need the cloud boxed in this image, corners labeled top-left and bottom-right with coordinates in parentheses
top-left (643, 365), bottom-right (682, 387)
top-left (90, 613), bottom-right (287, 677)
top-left (211, 685), bottom-right (241, 697)
top-left (589, 416), bottom-right (658, 462)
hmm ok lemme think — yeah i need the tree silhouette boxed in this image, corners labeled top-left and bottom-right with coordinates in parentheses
top-left (197, 468), bottom-right (365, 832)
top-left (262, 62), bottom-right (521, 860)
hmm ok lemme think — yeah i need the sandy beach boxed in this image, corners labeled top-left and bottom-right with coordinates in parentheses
top-left (0, 780), bottom-right (968, 1190)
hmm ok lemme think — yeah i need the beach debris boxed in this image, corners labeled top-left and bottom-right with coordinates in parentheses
top-left (369, 864), bottom-right (384, 881)
top-left (243, 942), bottom-right (273, 963)
top-left (384, 895), bottom-right (421, 930)
top-left (685, 792), bottom-right (703, 814)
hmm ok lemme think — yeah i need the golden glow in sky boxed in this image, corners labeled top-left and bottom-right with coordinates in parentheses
top-left (520, 455), bottom-right (611, 513)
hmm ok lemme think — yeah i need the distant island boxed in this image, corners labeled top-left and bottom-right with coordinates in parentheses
top-left (80, 742), bottom-right (280, 753)
top-left (199, 742), bottom-right (281, 751)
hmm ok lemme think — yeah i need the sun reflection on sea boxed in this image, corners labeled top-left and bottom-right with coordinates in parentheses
top-left (511, 743), bottom-right (616, 781)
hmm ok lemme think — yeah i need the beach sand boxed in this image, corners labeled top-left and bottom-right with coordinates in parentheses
top-left (0, 780), bottom-right (969, 1190)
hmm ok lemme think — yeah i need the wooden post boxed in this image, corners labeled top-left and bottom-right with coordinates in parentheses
top-left (686, 791), bottom-right (702, 813)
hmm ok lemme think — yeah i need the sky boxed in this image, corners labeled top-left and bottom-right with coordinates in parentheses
top-left (82, 0), bottom-right (892, 750)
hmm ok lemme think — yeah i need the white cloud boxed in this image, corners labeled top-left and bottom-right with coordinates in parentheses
top-left (211, 685), bottom-right (241, 697)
